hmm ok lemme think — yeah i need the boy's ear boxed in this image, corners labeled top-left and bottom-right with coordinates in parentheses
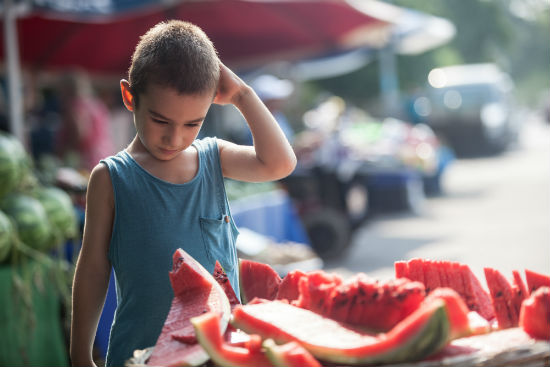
top-left (120, 80), bottom-right (135, 112)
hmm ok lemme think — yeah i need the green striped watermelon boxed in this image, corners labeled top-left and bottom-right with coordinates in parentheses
top-left (34, 186), bottom-right (78, 243)
top-left (0, 209), bottom-right (14, 262)
top-left (0, 193), bottom-right (53, 251)
top-left (0, 133), bottom-right (25, 199)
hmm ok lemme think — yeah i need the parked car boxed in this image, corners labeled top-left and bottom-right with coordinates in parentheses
top-left (416, 63), bottom-right (520, 156)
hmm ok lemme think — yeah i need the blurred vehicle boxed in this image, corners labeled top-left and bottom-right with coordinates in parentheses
top-left (416, 63), bottom-right (520, 156)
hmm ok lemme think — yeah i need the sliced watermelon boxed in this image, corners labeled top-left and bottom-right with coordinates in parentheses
top-left (458, 264), bottom-right (494, 320)
top-left (276, 269), bottom-right (306, 302)
top-left (394, 261), bottom-right (409, 279)
top-left (239, 259), bottom-right (282, 303)
top-left (423, 259), bottom-right (441, 293)
top-left (232, 299), bottom-right (450, 365)
top-left (213, 260), bottom-right (241, 311)
top-left (329, 275), bottom-right (426, 332)
top-left (519, 286), bottom-right (550, 340)
top-left (147, 249), bottom-right (231, 367)
top-left (295, 270), bottom-right (342, 314)
top-left (263, 339), bottom-right (321, 367)
top-left (524, 269), bottom-right (550, 294)
top-left (396, 259), bottom-right (494, 321)
top-left (511, 270), bottom-right (528, 318)
top-left (191, 311), bottom-right (273, 367)
top-left (484, 267), bottom-right (516, 329)
top-left (408, 258), bottom-right (425, 285)
top-left (424, 288), bottom-right (470, 339)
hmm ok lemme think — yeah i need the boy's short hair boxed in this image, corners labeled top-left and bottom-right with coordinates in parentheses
top-left (128, 20), bottom-right (220, 107)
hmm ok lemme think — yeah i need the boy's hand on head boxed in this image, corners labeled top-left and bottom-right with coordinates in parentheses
top-left (213, 63), bottom-right (250, 106)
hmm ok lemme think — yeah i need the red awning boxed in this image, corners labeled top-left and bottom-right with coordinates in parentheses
top-left (2, 0), bottom-right (391, 74)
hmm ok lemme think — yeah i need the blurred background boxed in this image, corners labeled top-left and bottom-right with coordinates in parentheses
top-left (0, 0), bottom-right (548, 365)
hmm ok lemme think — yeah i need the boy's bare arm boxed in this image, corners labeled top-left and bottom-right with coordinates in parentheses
top-left (215, 63), bottom-right (297, 182)
top-left (70, 164), bottom-right (114, 367)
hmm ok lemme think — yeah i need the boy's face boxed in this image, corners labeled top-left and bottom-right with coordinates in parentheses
top-left (131, 83), bottom-right (214, 160)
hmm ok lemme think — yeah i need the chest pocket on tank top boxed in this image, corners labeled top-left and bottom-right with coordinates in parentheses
top-left (199, 215), bottom-right (238, 272)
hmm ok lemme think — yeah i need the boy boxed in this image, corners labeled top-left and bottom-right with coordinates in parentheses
top-left (70, 20), bottom-right (296, 367)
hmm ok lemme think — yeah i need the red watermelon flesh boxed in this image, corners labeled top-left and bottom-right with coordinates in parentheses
top-left (263, 339), bottom-right (322, 367)
top-left (191, 311), bottom-right (273, 367)
top-left (425, 288), bottom-right (470, 339)
top-left (147, 248), bottom-right (231, 367)
top-left (239, 259), bottom-right (282, 304)
top-left (335, 275), bottom-right (426, 332)
top-left (511, 270), bottom-right (528, 317)
top-left (519, 286), bottom-right (550, 340)
top-left (394, 261), bottom-right (409, 279)
top-left (296, 270), bottom-right (343, 314)
top-left (408, 258), bottom-right (425, 285)
top-left (484, 267), bottom-right (515, 329)
top-left (213, 260), bottom-right (240, 311)
top-left (423, 259), bottom-right (441, 293)
top-left (436, 261), bottom-right (449, 290)
top-left (524, 269), bottom-right (550, 294)
top-left (396, 259), bottom-right (494, 321)
top-left (276, 269), bottom-right (307, 302)
top-left (458, 264), bottom-right (495, 321)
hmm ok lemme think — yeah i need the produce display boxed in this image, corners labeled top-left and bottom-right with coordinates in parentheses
top-left (0, 132), bottom-right (79, 260)
top-left (127, 252), bottom-right (550, 367)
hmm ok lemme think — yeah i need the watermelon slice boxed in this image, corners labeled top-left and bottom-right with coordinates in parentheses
top-left (231, 299), bottom-right (451, 365)
top-left (276, 269), bottom-right (307, 302)
top-left (396, 259), bottom-right (494, 321)
top-left (295, 270), bottom-right (342, 314)
top-left (484, 267), bottom-right (517, 329)
top-left (191, 311), bottom-right (273, 367)
top-left (524, 269), bottom-right (550, 294)
top-left (263, 339), bottom-right (321, 367)
top-left (213, 260), bottom-right (240, 311)
top-left (458, 264), bottom-right (494, 320)
top-left (424, 288), bottom-right (470, 339)
top-left (327, 275), bottom-right (426, 332)
top-left (147, 249), bottom-right (231, 367)
top-left (239, 259), bottom-right (282, 303)
top-left (394, 261), bottom-right (409, 279)
top-left (519, 286), bottom-right (550, 340)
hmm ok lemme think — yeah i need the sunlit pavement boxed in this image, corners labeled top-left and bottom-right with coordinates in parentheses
top-left (324, 112), bottom-right (550, 282)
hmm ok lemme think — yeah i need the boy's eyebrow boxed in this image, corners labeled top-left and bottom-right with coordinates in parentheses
top-left (148, 109), bottom-right (205, 124)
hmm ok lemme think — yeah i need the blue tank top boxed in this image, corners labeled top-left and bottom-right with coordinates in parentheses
top-left (100, 137), bottom-right (240, 367)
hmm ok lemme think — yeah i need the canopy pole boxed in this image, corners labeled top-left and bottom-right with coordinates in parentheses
top-left (4, 0), bottom-right (25, 145)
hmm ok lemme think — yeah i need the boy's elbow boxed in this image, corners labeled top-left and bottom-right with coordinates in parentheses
top-left (274, 152), bottom-right (297, 180)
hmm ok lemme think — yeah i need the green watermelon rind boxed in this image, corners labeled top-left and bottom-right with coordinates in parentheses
top-left (232, 300), bottom-right (450, 366)
top-left (191, 312), bottom-right (272, 367)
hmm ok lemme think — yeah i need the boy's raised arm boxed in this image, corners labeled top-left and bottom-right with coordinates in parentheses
top-left (70, 164), bottom-right (114, 367)
top-left (215, 63), bottom-right (297, 182)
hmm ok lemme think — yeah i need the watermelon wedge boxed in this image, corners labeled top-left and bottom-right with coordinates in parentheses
top-left (263, 339), bottom-right (321, 367)
top-left (239, 259), bottom-right (282, 303)
top-left (484, 267), bottom-right (517, 329)
top-left (191, 311), bottom-right (273, 367)
top-left (395, 259), bottom-right (494, 320)
top-left (519, 286), bottom-right (550, 340)
top-left (213, 260), bottom-right (241, 311)
top-left (147, 249), bottom-right (231, 367)
top-left (524, 269), bottom-right (550, 294)
top-left (231, 299), bottom-right (451, 365)
top-left (276, 269), bottom-right (307, 302)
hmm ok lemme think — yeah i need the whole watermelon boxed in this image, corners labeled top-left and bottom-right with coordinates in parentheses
top-left (34, 186), bottom-right (78, 241)
top-left (0, 209), bottom-right (14, 262)
top-left (0, 133), bottom-right (24, 198)
top-left (1, 194), bottom-right (53, 252)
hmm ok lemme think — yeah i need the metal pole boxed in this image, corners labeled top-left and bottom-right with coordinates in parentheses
top-left (4, 0), bottom-right (25, 145)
